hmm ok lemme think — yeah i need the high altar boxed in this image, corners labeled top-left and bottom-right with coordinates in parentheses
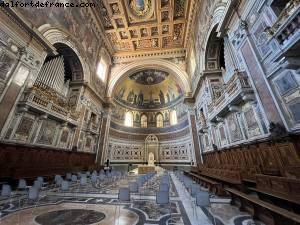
top-left (138, 152), bottom-right (156, 174)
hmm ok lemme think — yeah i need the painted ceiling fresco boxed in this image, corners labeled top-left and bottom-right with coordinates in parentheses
top-left (129, 69), bottom-right (169, 85)
top-left (114, 69), bottom-right (184, 109)
top-left (99, 0), bottom-right (189, 53)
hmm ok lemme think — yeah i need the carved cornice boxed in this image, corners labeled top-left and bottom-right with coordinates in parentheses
top-left (112, 48), bottom-right (186, 64)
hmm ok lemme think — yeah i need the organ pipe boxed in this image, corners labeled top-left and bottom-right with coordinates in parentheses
top-left (35, 56), bottom-right (68, 97)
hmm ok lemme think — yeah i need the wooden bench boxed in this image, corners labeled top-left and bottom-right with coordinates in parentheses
top-left (248, 187), bottom-right (300, 205)
top-left (200, 169), bottom-right (242, 185)
top-left (185, 171), bottom-right (223, 195)
top-left (225, 188), bottom-right (300, 225)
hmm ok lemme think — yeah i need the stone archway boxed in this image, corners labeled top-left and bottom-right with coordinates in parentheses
top-left (145, 134), bottom-right (159, 165)
top-left (38, 26), bottom-right (90, 82)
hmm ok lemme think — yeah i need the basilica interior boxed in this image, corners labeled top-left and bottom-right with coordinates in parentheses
top-left (0, 0), bottom-right (299, 225)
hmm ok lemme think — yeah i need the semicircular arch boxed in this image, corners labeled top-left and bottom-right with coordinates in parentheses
top-left (107, 59), bottom-right (191, 99)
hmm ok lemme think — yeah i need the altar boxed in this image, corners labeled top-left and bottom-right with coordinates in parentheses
top-left (138, 165), bottom-right (156, 174)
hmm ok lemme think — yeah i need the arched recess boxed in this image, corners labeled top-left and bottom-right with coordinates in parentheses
top-left (145, 134), bottom-right (159, 164)
top-left (156, 113), bottom-right (164, 128)
top-left (204, 25), bottom-right (225, 71)
top-left (107, 59), bottom-right (191, 99)
top-left (124, 111), bottom-right (134, 127)
top-left (141, 114), bottom-right (148, 128)
top-left (38, 26), bottom-right (90, 82)
top-left (200, 3), bottom-right (227, 71)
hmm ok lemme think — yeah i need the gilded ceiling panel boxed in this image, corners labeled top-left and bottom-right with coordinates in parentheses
top-left (98, 0), bottom-right (191, 54)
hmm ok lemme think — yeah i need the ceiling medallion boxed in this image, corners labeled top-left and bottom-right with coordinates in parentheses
top-left (127, 0), bottom-right (154, 21)
top-left (130, 0), bottom-right (151, 16)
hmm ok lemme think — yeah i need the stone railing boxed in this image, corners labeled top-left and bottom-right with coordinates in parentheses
top-left (266, 0), bottom-right (300, 45)
top-left (20, 87), bottom-right (80, 124)
top-left (208, 71), bottom-right (253, 120)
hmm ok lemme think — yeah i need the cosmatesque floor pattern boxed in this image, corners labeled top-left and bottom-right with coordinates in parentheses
top-left (0, 172), bottom-right (264, 225)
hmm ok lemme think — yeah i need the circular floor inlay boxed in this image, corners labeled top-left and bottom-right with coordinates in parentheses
top-left (35, 209), bottom-right (105, 225)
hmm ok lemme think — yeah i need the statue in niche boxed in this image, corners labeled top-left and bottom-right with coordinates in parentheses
top-left (159, 90), bottom-right (165, 104)
top-left (148, 152), bottom-right (155, 166)
top-left (199, 109), bottom-right (207, 127)
top-left (138, 91), bottom-right (144, 105)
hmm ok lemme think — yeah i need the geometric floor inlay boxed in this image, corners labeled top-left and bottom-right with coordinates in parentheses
top-left (34, 209), bottom-right (105, 225)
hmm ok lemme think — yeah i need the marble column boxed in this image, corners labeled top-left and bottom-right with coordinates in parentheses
top-left (185, 103), bottom-right (203, 167)
top-left (240, 25), bottom-right (283, 127)
top-left (96, 106), bottom-right (112, 165)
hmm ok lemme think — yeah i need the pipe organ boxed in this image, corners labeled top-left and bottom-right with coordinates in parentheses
top-left (35, 56), bottom-right (69, 97)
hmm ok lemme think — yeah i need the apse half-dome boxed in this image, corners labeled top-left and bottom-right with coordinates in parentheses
top-left (114, 69), bottom-right (184, 109)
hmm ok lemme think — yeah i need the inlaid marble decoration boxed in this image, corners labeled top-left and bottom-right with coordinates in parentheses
top-left (35, 209), bottom-right (105, 225)
top-left (244, 107), bottom-right (261, 137)
top-left (219, 125), bottom-right (227, 146)
top-left (252, 21), bottom-right (271, 57)
top-left (227, 113), bottom-right (242, 142)
top-left (14, 116), bottom-right (35, 141)
top-left (0, 48), bottom-right (16, 81)
top-left (275, 71), bottom-right (298, 95)
top-left (288, 101), bottom-right (300, 122)
top-left (60, 129), bottom-right (69, 143)
top-left (37, 120), bottom-right (57, 145)
top-left (85, 137), bottom-right (92, 148)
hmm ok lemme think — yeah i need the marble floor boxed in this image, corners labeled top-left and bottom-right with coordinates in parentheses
top-left (0, 170), bottom-right (264, 225)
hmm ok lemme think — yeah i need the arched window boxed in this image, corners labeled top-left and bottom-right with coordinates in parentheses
top-left (170, 110), bottom-right (178, 126)
top-left (97, 57), bottom-right (108, 82)
top-left (124, 111), bottom-right (133, 127)
top-left (156, 113), bottom-right (164, 128)
top-left (141, 114), bottom-right (148, 128)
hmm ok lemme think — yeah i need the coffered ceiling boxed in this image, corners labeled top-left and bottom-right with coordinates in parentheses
top-left (96, 0), bottom-right (194, 60)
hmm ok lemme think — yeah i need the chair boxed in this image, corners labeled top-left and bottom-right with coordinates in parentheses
top-left (37, 177), bottom-right (47, 188)
top-left (66, 173), bottom-right (72, 180)
top-left (156, 190), bottom-right (169, 204)
top-left (33, 180), bottom-right (42, 190)
top-left (37, 177), bottom-right (44, 184)
top-left (91, 175), bottom-right (98, 184)
top-left (159, 183), bottom-right (170, 192)
top-left (156, 190), bottom-right (172, 222)
top-left (129, 182), bottom-right (139, 193)
top-left (195, 191), bottom-right (216, 225)
top-left (115, 188), bottom-right (131, 225)
top-left (25, 186), bottom-right (41, 215)
top-left (118, 187), bottom-right (130, 201)
top-left (54, 175), bottom-right (62, 184)
top-left (99, 174), bottom-right (105, 181)
top-left (17, 179), bottom-right (27, 190)
top-left (1, 184), bottom-right (11, 197)
top-left (55, 177), bottom-right (63, 187)
top-left (28, 186), bottom-right (40, 202)
top-left (71, 175), bottom-right (77, 182)
top-left (80, 176), bottom-right (87, 186)
top-left (61, 181), bottom-right (69, 191)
